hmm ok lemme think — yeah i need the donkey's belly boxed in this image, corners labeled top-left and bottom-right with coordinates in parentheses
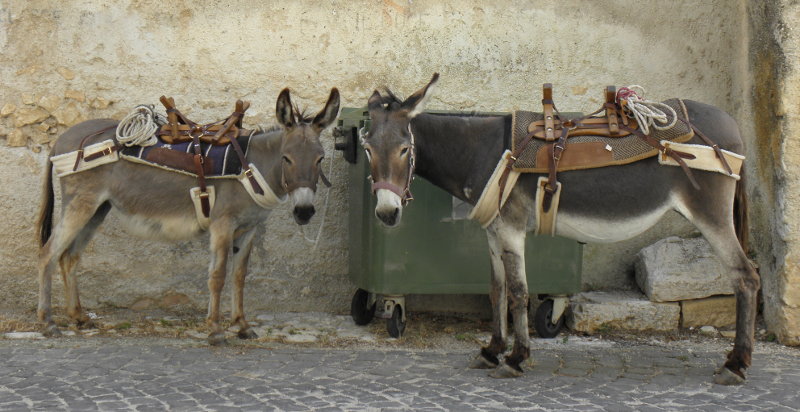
top-left (554, 205), bottom-right (672, 243)
top-left (115, 211), bottom-right (203, 241)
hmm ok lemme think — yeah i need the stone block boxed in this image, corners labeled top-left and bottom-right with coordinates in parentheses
top-left (56, 67), bottom-right (75, 80)
top-left (6, 129), bottom-right (26, 147)
top-left (568, 291), bottom-right (680, 333)
top-left (14, 107), bottom-right (48, 127)
top-left (52, 101), bottom-right (84, 126)
top-left (38, 95), bottom-right (62, 112)
top-left (681, 296), bottom-right (736, 328)
top-left (1, 103), bottom-right (16, 117)
top-left (635, 236), bottom-right (734, 302)
top-left (65, 90), bottom-right (85, 102)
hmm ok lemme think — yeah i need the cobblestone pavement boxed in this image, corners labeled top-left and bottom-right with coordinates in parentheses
top-left (1, 313), bottom-right (799, 411)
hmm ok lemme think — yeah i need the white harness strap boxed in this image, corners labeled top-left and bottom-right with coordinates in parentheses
top-left (238, 163), bottom-right (286, 208)
top-left (469, 150), bottom-right (521, 228)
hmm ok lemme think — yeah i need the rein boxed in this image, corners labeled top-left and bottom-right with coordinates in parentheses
top-left (370, 122), bottom-right (416, 205)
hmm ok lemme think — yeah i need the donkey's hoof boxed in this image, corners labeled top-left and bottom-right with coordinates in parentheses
top-left (488, 363), bottom-right (524, 379)
top-left (237, 328), bottom-right (258, 340)
top-left (207, 333), bottom-right (228, 346)
top-left (43, 324), bottom-right (62, 338)
top-left (469, 353), bottom-right (499, 369)
top-left (714, 366), bottom-right (745, 385)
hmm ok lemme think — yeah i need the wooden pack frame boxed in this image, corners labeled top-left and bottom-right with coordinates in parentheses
top-left (158, 96), bottom-right (252, 146)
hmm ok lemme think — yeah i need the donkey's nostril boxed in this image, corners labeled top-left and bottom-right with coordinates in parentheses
top-left (293, 206), bottom-right (315, 225)
top-left (376, 207), bottom-right (400, 226)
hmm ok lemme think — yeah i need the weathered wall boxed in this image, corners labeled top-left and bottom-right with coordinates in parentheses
top-left (750, 0), bottom-right (800, 345)
top-left (0, 1), bottom-right (765, 320)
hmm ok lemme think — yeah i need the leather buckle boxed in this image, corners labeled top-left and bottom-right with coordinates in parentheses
top-left (244, 169), bottom-right (253, 178)
top-left (198, 192), bottom-right (210, 198)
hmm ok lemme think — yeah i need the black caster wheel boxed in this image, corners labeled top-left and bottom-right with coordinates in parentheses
top-left (386, 305), bottom-right (406, 338)
top-left (350, 288), bottom-right (376, 326)
top-left (534, 299), bottom-right (565, 338)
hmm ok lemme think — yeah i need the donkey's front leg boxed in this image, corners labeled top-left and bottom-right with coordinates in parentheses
top-left (469, 224), bottom-right (507, 369)
top-left (207, 219), bottom-right (234, 346)
top-left (490, 222), bottom-right (530, 379)
top-left (230, 227), bottom-right (258, 340)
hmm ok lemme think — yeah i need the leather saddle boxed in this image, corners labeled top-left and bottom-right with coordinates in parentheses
top-left (527, 84), bottom-right (639, 141)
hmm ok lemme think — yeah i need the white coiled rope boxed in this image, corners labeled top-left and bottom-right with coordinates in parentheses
top-left (618, 85), bottom-right (677, 135)
top-left (116, 104), bottom-right (166, 147)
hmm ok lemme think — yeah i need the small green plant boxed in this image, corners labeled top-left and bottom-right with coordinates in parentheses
top-left (114, 322), bottom-right (132, 330)
top-left (766, 333), bottom-right (777, 342)
top-left (561, 335), bottom-right (569, 344)
top-left (596, 323), bottom-right (612, 334)
top-left (677, 355), bottom-right (689, 362)
top-left (455, 333), bottom-right (473, 342)
top-left (160, 319), bottom-right (171, 327)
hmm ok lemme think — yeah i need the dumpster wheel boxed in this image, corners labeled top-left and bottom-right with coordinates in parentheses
top-left (350, 288), bottom-right (376, 325)
top-left (534, 298), bottom-right (566, 338)
top-left (386, 305), bottom-right (406, 338)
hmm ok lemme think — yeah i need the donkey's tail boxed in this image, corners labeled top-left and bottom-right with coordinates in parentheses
top-left (733, 166), bottom-right (749, 254)
top-left (36, 154), bottom-right (55, 247)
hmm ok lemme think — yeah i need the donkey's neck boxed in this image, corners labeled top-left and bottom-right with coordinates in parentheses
top-left (411, 113), bottom-right (508, 204)
top-left (250, 129), bottom-right (287, 198)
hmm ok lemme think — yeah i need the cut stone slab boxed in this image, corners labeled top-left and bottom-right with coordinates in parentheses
top-left (681, 295), bottom-right (736, 328)
top-left (635, 236), bottom-right (735, 302)
top-left (568, 291), bottom-right (680, 333)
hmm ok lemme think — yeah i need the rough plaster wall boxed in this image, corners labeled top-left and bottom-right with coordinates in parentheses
top-left (0, 1), bottom-right (750, 316)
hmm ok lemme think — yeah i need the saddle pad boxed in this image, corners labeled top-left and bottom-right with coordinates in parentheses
top-left (511, 98), bottom-right (694, 173)
top-left (120, 134), bottom-right (251, 177)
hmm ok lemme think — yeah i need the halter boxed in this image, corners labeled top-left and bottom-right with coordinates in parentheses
top-left (370, 122), bottom-right (416, 206)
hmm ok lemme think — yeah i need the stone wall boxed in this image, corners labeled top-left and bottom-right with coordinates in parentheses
top-left (2, 1), bottom-right (784, 333)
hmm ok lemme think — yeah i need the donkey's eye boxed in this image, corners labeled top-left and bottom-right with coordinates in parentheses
top-left (282, 155), bottom-right (293, 165)
top-left (400, 147), bottom-right (409, 156)
top-left (316, 156), bottom-right (324, 165)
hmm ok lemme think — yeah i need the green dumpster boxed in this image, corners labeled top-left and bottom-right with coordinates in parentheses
top-left (334, 108), bottom-right (582, 338)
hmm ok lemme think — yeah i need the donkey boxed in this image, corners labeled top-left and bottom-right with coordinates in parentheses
top-left (36, 88), bottom-right (340, 345)
top-left (362, 74), bottom-right (757, 385)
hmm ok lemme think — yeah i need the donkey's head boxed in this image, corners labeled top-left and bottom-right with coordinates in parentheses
top-left (364, 73), bottom-right (439, 227)
top-left (275, 87), bottom-right (340, 225)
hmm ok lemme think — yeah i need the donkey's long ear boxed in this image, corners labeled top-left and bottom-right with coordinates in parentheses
top-left (403, 72), bottom-right (439, 119)
top-left (312, 88), bottom-right (340, 132)
top-left (276, 88), bottom-right (296, 128)
top-left (367, 90), bottom-right (383, 112)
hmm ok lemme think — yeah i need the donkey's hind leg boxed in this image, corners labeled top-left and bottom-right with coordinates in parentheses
top-left (39, 198), bottom-right (107, 336)
top-left (59, 201), bottom-right (111, 329)
top-left (230, 226), bottom-right (259, 340)
top-left (677, 183), bottom-right (759, 385)
top-left (469, 224), bottom-right (507, 370)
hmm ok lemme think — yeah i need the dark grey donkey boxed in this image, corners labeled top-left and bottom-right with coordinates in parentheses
top-left (36, 88), bottom-right (340, 345)
top-left (362, 74), bottom-right (756, 385)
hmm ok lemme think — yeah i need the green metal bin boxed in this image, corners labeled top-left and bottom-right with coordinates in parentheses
top-left (334, 108), bottom-right (583, 338)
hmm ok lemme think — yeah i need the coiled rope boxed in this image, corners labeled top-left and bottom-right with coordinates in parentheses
top-left (617, 85), bottom-right (677, 135)
top-left (116, 104), bottom-right (166, 147)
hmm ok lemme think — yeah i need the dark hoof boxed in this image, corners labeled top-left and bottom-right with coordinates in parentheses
top-left (237, 328), bottom-right (258, 340)
top-left (488, 363), bottom-right (524, 379)
top-left (207, 333), bottom-right (228, 346)
top-left (468, 353), bottom-right (499, 369)
top-left (43, 323), bottom-right (62, 338)
top-left (714, 366), bottom-right (746, 385)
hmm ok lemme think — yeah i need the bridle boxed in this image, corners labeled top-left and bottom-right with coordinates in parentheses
top-left (369, 122), bottom-right (416, 206)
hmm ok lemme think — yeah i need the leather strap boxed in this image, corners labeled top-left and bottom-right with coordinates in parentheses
top-left (72, 125), bottom-right (118, 171)
top-left (189, 129), bottom-right (210, 218)
top-left (542, 83), bottom-right (556, 141)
